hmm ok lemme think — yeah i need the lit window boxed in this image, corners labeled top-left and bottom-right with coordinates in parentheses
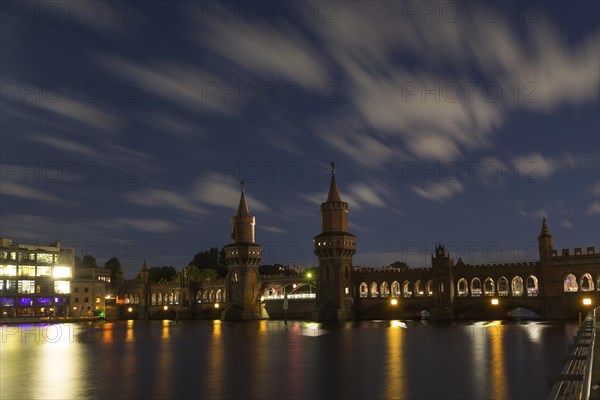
top-left (36, 266), bottom-right (52, 277)
top-left (18, 280), bottom-right (35, 294)
top-left (18, 265), bottom-right (36, 277)
top-left (54, 281), bottom-right (70, 294)
top-left (1, 265), bottom-right (17, 277)
top-left (37, 253), bottom-right (54, 263)
top-left (52, 266), bottom-right (72, 279)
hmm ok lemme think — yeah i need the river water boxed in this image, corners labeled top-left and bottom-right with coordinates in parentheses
top-left (0, 319), bottom-right (576, 399)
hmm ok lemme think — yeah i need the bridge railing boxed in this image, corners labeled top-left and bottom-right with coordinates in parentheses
top-left (581, 308), bottom-right (596, 400)
top-left (548, 307), bottom-right (597, 400)
top-left (261, 293), bottom-right (316, 300)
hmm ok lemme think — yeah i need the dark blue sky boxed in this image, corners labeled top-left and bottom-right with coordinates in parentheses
top-left (1, 1), bottom-right (599, 277)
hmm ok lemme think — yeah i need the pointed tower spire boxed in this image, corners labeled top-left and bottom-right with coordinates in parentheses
top-left (540, 217), bottom-right (551, 236)
top-left (142, 259), bottom-right (148, 271)
top-left (237, 180), bottom-right (249, 216)
top-left (538, 217), bottom-right (553, 262)
top-left (326, 161), bottom-right (342, 202)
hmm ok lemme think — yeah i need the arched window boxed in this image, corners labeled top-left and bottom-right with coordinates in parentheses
top-left (168, 292), bottom-right (174, 304)
top-left (196, 291), bottom-right (202, 302)
top-left (209, 290), bottom-right (215, 302)
top-left (425, 280), bottom-right (433, 296)
top-left (124, 294), bottom-right (130, 304)
top-left (511, 276), bottom-right (524, 297)
top-left (216, 289), bottom-right (222, 302)
top-left (402, 281), bottom-right (412, 298)
top-left (564, 274), bottom-right (578, 292)
top-left (359, 282), bottom-right (368, 298)
top-left (203, 291), bottom-right (209, 301)
top-left (471, 278), bottom-right (482, 297)
top-left (173, 291), bottom-right (179, 304)
top-left (370, 282), bottom-right (379, 298)
top-left (223, 289), bottom-right (227, 301)
top-left (380, 281), bottom-right (390, 297)
top-left (134, 294), bottom-right (140, 304)
top-left (580, 273), bottom-right (594, 291)
top-left (484, 278), bottom-right (495, 296)
top-left (232, 272), bottom-right (239, 283)
top-left (597, 274), bottom-right (600, 291)
top-left (414, 280), bottom-right (422, 297)
top-left (457, 278), bottom-right (468, 297)
top-left (158, 293), bottom-right (163, 304)
top-left (151, 293), bottom-right (157, 305)
top-left (526, 276), bottom-right (539, 297)
top-left (391, 281), bottom-right (400, 297)
top-left (497, 277), bottom-right (509, 296)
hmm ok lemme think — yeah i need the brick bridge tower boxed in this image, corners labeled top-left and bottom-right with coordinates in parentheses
top-left (538, 218), bottom-right (560, 318)
top-left (430, 244), bottom-right (455, 320)
top-left (221, 182), bottom-right (262, 320)
top-left (313, 163), bottom-right (357, 321)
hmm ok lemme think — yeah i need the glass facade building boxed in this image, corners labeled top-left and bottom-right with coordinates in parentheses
top-left (0, 238), bottom-right (74, 318)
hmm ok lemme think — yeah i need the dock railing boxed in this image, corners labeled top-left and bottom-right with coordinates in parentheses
top-left (548, 307), bottom-right (597, 400)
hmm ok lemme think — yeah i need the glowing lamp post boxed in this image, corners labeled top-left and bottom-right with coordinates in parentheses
top-left (583, 298), bottom-right (592, 306)
top-left (491, 298), bottom-right (499, 305)
top-left (390, 298), bottom-right (398, 306)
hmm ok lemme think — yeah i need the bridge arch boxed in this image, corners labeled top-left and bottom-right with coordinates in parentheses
top-left (483, 277), bottom-right (495, 296)
top-left (380, 281), bottom-right (390, 297)
top-left (359, 282), bottom-right (368, 298)
top-left (511, 276), bottom-right (524, 297)
top-left (402, 280), bottom-right (412, 298)
top-left (564, 273), bottom-right (578, 292)
top-left (526, 275), bottom-right (539, 297)
top-left (391, 281), bottom-right (400, 297)
top-left (414, 280), bottom-right (424, 297)
top-left (457, 278), bottom-right (468, 297)
top-left (471, 278), bottom-right (482, 297)
top-left (370, 282), bottom-right (379, 298)
top-left (580, 273), bottom-right (594, 291)
top-left (497, 276), bottom-right (509, 296)
top-left (425, 280), bottom-right (433, 296)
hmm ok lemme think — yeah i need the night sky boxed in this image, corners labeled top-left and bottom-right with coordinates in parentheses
top-left (1, 1), bottom-right (598, 276)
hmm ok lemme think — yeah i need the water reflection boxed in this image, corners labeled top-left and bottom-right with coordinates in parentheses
top-left (205, 320), bottom-right (224, 399)
top-left (0, 320), bottom-right (578, 400)
top-left (488, 321), bottom-right (508, 400)
top-left (385, 321), bottom-right (405, 399)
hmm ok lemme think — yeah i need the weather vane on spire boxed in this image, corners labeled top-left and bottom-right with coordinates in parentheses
top-left (329, 161), bottom-right (336, 176)
top-left (240, 179), bottom-right (245, 191)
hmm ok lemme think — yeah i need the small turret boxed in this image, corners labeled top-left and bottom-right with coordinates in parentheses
top-left (538, 218), bottom-right (554, 262)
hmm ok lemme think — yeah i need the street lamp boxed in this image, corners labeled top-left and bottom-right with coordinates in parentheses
top-left (583, 298), bottom-right (592, 306)
top-left (390, 298), bottom-right (398, 306)
top-left (491, 298), bottom-right (499, 305)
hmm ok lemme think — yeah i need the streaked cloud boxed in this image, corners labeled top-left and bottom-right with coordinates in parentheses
top-left (117, 218), bottom-right (178, 233)
top-left (0, 182), bottom-right (60, 202)
top-left (412, 181), bottom-right (464, 202)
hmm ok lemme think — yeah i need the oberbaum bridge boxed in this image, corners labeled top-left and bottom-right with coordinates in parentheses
top-left (115, 167), bottom-right (600, 322)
